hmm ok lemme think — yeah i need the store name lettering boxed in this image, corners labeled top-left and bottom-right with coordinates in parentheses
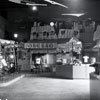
top-left (24, 43), bottom-right (57, 49)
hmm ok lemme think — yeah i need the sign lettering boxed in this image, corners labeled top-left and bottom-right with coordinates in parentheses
top-left (24, 43), bottom-right (57, 49)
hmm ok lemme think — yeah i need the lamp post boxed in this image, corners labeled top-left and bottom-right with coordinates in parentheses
top-left (14, 33), bottom-right (18, 72)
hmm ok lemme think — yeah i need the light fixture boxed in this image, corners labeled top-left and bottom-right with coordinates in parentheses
top-left (62, 13), bottom-right (85, 17)
top-left (26, 3), bottom-right (47, 6)
top-left (9, 54), bottom-right (14, 59)
top-left (9, 0), bottom-right (47, 6)
top-left (14, 33), bottom-right (18, 39)
top-left (32, 6), bottom-right (37, 11)
top-left (50, 22), bottom-right (54, 26)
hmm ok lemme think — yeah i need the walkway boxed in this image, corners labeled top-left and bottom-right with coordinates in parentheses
top-left (0, 73), bottom-right (90, 100)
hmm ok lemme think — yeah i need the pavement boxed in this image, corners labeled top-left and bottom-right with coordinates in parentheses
top-left (0, 75), bottom-right (24, 87)
top-left (0, 73), bottom-right (90, 100)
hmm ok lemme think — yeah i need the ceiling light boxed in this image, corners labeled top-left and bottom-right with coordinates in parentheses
top-left (32, 6), bottom-right (37, 11)
top-left (62, 13), bottom-right (85, 17)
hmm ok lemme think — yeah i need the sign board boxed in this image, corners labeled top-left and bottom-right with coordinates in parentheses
top-left (24, 43), bottom-right (57, 49)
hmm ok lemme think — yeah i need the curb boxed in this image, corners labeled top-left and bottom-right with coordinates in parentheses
top-left (0, 75), bottom-right (24, 87)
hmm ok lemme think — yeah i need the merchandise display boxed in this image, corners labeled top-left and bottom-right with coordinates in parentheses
top-left (90, 62), bottom-right (100, 75)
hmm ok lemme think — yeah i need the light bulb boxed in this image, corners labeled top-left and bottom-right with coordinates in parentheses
top-left (32, 6), bottom-right (37, 11)
top-left (50, 22), bottom-right (54, 26)
top-left (14, 33), bottom-right (18, 38)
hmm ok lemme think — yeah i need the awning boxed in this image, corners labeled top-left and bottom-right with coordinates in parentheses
top-left (0, 39), bottom-right (15, 45)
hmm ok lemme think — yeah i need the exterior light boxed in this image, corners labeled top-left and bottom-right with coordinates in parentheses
top-left (50, 22), bottom-right (54, 26)
top-left (13, 33), bottom-right (18, 72)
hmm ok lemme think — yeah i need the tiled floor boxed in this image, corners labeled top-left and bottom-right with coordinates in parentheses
top-left (0, 73), bottom-right (90, 100)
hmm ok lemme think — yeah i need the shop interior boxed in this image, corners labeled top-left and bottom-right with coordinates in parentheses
top-left (30, 53), bottom-right (56, 73)
top-left (1, 0), bottom-right (100, 100)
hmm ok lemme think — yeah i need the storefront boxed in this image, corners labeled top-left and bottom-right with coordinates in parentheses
top-left (24, 41), bottom-right (57, 72)
top-left (0, 39), bottom-right (16, 74)
top-left (23, 20), bottom-right (95, 75)
top-left (23, 24), bottom-right (58, 72)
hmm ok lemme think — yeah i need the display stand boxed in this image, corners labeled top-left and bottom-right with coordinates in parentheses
top-left (56, 64), bottom-right (90, 79)
top-left (55, 32), bottom-right (85, 79)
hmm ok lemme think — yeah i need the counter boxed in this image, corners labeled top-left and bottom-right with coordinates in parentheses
top-left (90, 72), bottom-right (100, 100)
top-left (55, 64), bottom-right (94, 79)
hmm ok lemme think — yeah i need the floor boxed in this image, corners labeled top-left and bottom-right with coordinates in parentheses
top-left (0, 73), bottom-right (90, 100)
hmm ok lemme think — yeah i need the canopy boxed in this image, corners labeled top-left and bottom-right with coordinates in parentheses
top-left (0, 39), bottom-right (15, 45)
